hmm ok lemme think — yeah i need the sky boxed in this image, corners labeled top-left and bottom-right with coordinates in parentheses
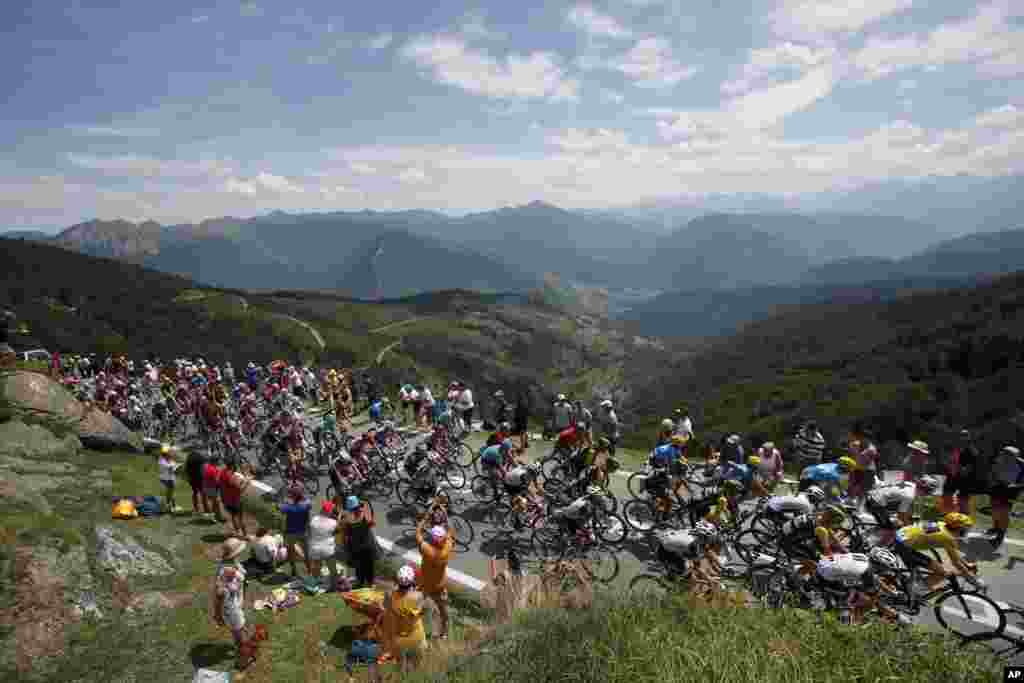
top-left (1, 0), bottom-right (1022, 230)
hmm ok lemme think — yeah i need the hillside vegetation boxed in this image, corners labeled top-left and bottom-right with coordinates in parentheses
top-left (630, 269), bottom-right (1024, 459)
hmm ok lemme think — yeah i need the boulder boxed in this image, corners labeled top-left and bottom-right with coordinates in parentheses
top-left (0, 419), bottom-right (82, 460)
top-left (1, 370), bottom-right (142, 452)
top-left (95, 525), bottom-right (175, 578)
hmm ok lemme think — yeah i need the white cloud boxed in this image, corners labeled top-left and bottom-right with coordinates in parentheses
top-left (853, 2), bottom-right (1024, 80)
top-left (728, 63), bottom-right (837, 128)
top-left (546, 128), bottom-right (630, 153)
top-left (772, 0), bottom-right (915, 38)
top-left (400, 36), bottom-right (579, 101)
top-left (367, 33), bottom-right (393, 50)
top-left (68, 125), bottom-right (161, 137)
top-left (585, 37), bottom-right (698, 88)
top-left (721, 42), bottom-right (836, 95)
top-left (567, 5), bottom-right (633, 39)
top-left (67, 154), bottom-right (235, 178)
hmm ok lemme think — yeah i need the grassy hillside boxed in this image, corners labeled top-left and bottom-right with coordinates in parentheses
top-left (628, 270), bottom-right (1024, 460)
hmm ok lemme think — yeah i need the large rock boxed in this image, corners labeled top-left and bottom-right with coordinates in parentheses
top-left (95, 525), bottom-right (175, 578)
top-left (0, 419), bottom-right (82, 460)
top-left (1, 371), bottom-right (142, 452)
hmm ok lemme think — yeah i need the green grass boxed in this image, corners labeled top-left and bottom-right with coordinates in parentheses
top-left (404, 593), bottom-right (1000, 683)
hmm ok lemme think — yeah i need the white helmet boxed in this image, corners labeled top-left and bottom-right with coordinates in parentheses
top-left (600, 399), bottom-right (613, 408)
top-left (693, 520), bottom-right (719, 542)
top-left (868, 547), bottom-right (901, 572)
top-left (556, 393), bottom-right (566, 401)
top-left (805, 486), bottom-right (826, 505)
top-left (916, 475), bottom-right (940, 495)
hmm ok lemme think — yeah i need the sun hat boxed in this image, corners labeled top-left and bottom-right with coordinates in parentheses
top-left (907, 440), bottom-right (930, 455)
top-left (397, 565), bottom-right (416, 588)
top-left (160, 443), bottom-right (171, 455)
top-left (321, 500), bottom-right (336, 516)
top-left (222, 537), bottom-right (248, 561)
top-left (344, 495), bottom-right (360, 512)
top-left (430, 525), bottom-right (447, 545)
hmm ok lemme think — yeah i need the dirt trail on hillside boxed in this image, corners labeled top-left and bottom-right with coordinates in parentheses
top-left (369, 316), bottom-right (428, 334)
top-left (268, 312), bottom-right (325, 349)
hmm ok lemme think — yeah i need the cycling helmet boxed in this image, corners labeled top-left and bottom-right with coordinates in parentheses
top-left (499, 421), bottom-right (511, 432)
top-left (805, 486), bottom-right (826, 505)
top-left (586, 485), bottom-right (603, 497)
top-left (868, 547), bottom-right (901, 572)
top-left (693, 520), bottom-right (718, 541)
top-left (747, 456), bottom-right (762, 467)
top-left (344, 496), bottom-right (360, 512)
top-left (226, 419), bottom-right (238, 429)
top-left (821, 505), bottom-right (846, 526)
top-left (661, 418), bottom-right (674, 430)
top-left (837, 456), bottom-right (857, 471)
top-left (726, 434), bottom-right (741, 445)
top-left (396, 565), bottom-right (416, 588)
top-left (721, 480), bottom-right (741, 496)
top-left (943, 512), bottom-right (974, 529)
top-left (916, 475), bottom-right (940, 494)
top-left (494, 390), bottom-right (504, 398)
top-left (671, 435), bottom-right (689, 447)
top-left (600, 399), bottom-right (613, 408)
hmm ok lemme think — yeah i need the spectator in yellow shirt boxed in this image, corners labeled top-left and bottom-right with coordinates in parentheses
top-left (416, 514), bottom-right (455, 640)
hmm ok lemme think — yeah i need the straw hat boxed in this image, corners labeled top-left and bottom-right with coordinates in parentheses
top-left (222, 537), bottom-right (248, 561)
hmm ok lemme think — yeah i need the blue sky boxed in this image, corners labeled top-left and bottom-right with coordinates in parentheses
top-left (2, 0), bottom-right (1022, 230)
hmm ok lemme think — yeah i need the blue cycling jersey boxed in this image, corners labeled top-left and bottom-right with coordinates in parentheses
top-left (801, 463), bottom-right (841, 483)
top-left (722, 462), bottom-right (753, 486)
top-left (369, 401), bottom-right (383, 420)
top-left (480, 444), bottom-right (504, 466)
top-left (651, 444), bottom-right (680, 468)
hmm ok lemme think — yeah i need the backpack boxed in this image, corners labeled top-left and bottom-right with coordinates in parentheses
top-left (112, 498), bottom-right (138, 519)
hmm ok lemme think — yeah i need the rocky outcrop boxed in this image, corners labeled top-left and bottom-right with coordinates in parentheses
top-left (95, 526), bottom-right (175, 578)
top-left (0, 419), bottom-right (82, 460)
top-left (1, 371), bottom-right (142, 452)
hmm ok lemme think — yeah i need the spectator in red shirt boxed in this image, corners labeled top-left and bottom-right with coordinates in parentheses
top-left (203, 461), bottom-right (226, 522)
top-left (220, 461), bottom-right (252, 537)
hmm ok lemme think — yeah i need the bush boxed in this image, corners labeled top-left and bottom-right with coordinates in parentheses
top-left (412, 593), bottom-right (1000, 683)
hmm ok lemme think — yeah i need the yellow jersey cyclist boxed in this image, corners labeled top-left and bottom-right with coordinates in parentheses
top-left (892, 512), bottom-right (978, 593)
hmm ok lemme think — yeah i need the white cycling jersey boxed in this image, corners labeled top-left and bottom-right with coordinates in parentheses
top-left (504, 466), bottom-right (528, 487)
top-left (816, 553), bottom-right (871, 587)
top-left (659, 530), bottom-right (702, 560)
top-left (867, 483), bottom-right (915, 513)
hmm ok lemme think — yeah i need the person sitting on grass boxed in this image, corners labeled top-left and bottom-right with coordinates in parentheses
top-left (248, 527), bottom-right (285, 575)
top-left (371, 565), bottom-right (427, 681)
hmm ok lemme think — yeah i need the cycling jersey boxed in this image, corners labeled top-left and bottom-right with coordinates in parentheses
top-left (480, 444), bottom-right (505, 467)
top-left (816, 553), bottom-right (875, 590)
top-left (895, 522), bottom-right (963, 564)
top-left (557, 497), bottom-right (591, 521)
top-left (800, 463), bottom-right (842, 484)
top-left (867, 483), bottom-right (915, 513)
top-left (651, 443), bottom-right (681, 468)
top-left (503, 466), bottom-right (529, 487)
top-left (767, 495), bottom-right (813, 516)
top-left (703, 495), bottom-right (732, 526)
top-left (780, 514), bottom-right (835, 554)
top-left (369, 401), bottom-right (383, 420)
top-left (721, 462), bottom-right (755, 489)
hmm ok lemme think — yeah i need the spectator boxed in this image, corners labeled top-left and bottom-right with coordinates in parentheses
top-left (455, 381), bottom-right (474, 433)
top-left (987, 445), bottom-right (1023, 550)
top-left (792, 421), bottom-right (826, 466)
top-left (416, 518), bottom-right (455, 640)
top-left (905, 440), bottom-right (931, 483)
top-left (220, 461), bottom-right (252, 538)
top-left (941, 429), bottom-right (981, 518)
top-left (211, 538), bottom-right (252, 670)
top-left (247, 527), bottom-right (285, 575)
top-left (375, 565), bottom-right (427, 680)
top-left (50, 350), bottom-right (62, 379)
top-left (279, 486), bottom-right (313, 576)
top-left (203, 460), bottom-right (226, 522)
top-left (673, 407), bottom-right (694, 438)
top-left (417, 384), bottom-right (434, 432)
top-left (157, 444), bottom-right (182, 513)
top-left (552, 393), bottom-right (574, 432)
top-left (513, 393), bottom-right (531, 451)
top-left (848, 428), bottom-right (880, 507)
top-left (339, 495), bottom-right (378, 589)
top-left (184, 448), bottom-right (209, 515)
top-left (722, 434), bottom-right (745, 465)
top-left (399, 384), bottom-right (416, 424)
top-left (574, 400), bottom-right (593, 449)
top-left (595, 400), bottom-right (619, 456)
top-left (307, 500), bottom-right (340, 591)
top-left (755, 441), bottom-right (784, 492)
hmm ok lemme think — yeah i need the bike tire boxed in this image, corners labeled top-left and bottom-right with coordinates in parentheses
top-left (627, 471), bottom-right (649, 500)
top-left (441, 461), bottom-right (469, 490)
top-left (452, 442), bottom-right (474, 468)
top-left (395, 478), bottom-right (417, 507)
top-left (470, 475), bottom-right (499, 504)
top-left (934, 591), bottom-right (1006, 638)
top-left (448, 513), bottom-right (474, 553)
top-left (594, 511), bottom-right (628, 546)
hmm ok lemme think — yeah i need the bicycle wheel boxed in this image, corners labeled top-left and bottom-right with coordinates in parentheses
top-left (594, 511), bottom-right (628, 545)
top-left (731, 529), bottom-right (775, 567)
top-left (395, 478), bottom-right (417, 507)
top-left (448, 513), bottom-right (474, 552)
top-left (627, 472), bottom-right (649, 500)
top-left (628, 574), bottom-right (671, 600)
top-left (623, 499), bottom-right (659, 532)
top-left (441, 461), bottom-right (468, 490)
top-left (470, 475), bottom-right (498, 504)
top-left (934, 591), bottom-right (1006, 638)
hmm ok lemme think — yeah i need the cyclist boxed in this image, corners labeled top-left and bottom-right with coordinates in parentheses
top-left (655, 418), bottom-right (674, 446)
top-left (405, 443), bottom-right (439, 496)
top-left (798, 456), bottom-right (857, 500)
top-left (349, 427), bottom-right (378, 474)
top-left (480, 438), bottom-right (516, 488)
top-left (866, 476), bottom-right (939, 531)
top-left (486, 421), bottom-right (513, 447)
top-left (892, 513), bottom-right (978, 593)
top-left (503, 462), bottom-right (542, 525)
top-left (764, 486), bottom-right (826, 526)
top-left (700, 479), bottom-right (744, 528)
top-left (654, 520), bottom-right (721, 581)
top-left (778, 505), bottom-right (848, 571)
top-left (719, 456), bottom-right (770, 500)
top-left (813, 549), bottom-right (908, 625)
top-left (552, 485), bottom-right (601, 542)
